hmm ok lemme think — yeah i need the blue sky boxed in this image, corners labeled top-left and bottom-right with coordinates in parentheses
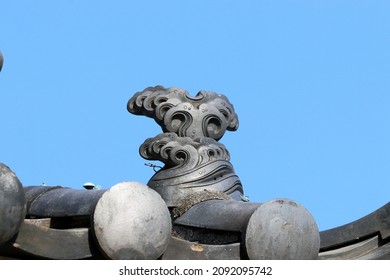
top-left (1, 1), bottom-right (389, 231)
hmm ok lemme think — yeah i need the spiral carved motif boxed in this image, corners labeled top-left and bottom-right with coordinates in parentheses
top-left (128, 86), bottom-right (239, 141)
top-left (140, 133), bottom-right (243, 207)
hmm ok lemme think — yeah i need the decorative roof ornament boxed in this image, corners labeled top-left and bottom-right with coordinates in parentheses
top-left (128, 86), bottom-right (243, 207)
top-left (127, 86), bottom-right (239, 140)
top-left (140, 132), bottom-right (243, 206)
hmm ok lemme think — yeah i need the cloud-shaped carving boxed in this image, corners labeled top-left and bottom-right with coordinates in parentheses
top-left (128, 86), bottom-right (239, 141)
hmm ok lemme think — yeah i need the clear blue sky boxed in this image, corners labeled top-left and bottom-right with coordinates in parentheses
top-left (1, 1), bottom-right (389, 231)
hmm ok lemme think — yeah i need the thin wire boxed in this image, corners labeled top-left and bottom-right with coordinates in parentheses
top-left (144, 163), bottom-right (162, 173)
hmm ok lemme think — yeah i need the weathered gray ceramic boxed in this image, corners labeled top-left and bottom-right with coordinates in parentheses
top-left (0, 163), bottom-right (26, 245)
top-left (93, 182), bottom-right (172, 260)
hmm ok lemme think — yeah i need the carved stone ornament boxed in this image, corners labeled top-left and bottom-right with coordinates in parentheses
top-left (127, 86), bottom-right (239, 140)
top-left (140, 132), bottom-right (243, 207)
